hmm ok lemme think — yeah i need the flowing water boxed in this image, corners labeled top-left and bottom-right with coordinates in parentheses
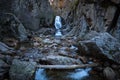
top-left (35, 69), bottom-right (47, 80)
top-left (25, 16), bottom-right (104, 80)
top-left (35, 68), bottom-right (104, 80)
top-left (54, 16), bottom-right (62, 37)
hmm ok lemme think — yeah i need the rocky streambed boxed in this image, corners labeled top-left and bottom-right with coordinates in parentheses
top-left (0, 32), bottom-right (120, 80)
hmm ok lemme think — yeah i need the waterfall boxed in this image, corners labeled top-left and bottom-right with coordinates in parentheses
top-left (54, 16), bottom-right (63, 37)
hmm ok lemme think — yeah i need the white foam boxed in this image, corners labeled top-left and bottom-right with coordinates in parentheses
top-left (54, 16), bottom-right (62, 30)
top-left (68, 68), bottom-right (91, 80)
top-left (35, 69), bottom-right (47, 80)
top-left (55, 30), bottom-right (62, 37)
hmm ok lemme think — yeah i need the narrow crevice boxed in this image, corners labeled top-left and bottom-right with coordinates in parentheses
top-left (107, 3), bottom-right (120, 32)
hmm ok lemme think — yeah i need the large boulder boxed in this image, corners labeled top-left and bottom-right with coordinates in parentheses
top-left (0, 13), bottom-right (27, 41)
top-left (13, 0), bottom-right (55, 30)
top-left (9, 59), bottom-right (37, 80)
top-left (78, 32), bottom-right (120, 64)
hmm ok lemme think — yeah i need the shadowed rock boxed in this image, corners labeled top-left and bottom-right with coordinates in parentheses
top-left (78, 32), bottom-right (120, 64)
top-left (9, 59), bottom-right (36, 80)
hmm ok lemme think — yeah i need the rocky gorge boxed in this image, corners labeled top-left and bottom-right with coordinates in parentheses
top-left (0, 0), bottom-right (120, 80)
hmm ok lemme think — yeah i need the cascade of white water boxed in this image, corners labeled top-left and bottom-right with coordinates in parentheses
top-left (68, 68), bottom-right (91, 80)
top-left (54, 16), bottom-right (62, 37)
top-left (35, 69), bottom-right (47, 80)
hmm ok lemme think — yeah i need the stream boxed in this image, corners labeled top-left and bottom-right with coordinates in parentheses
top-left (33, 16), bottom-right (104, 80)
top-left (35, 68), bottom-right (104, 80)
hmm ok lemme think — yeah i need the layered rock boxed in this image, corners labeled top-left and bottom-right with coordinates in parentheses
top-left (13, 0), bottom-right (55, 30)
top-left (78, 32), bottom-right (120, 64)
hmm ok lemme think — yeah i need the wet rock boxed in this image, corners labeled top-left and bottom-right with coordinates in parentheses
top-left (41, 55), bottom-right (82, 65)
top-left (0, 59), bottom-right (9, 80)
top-left (78, 32), bottom-right (120, 64)
top-left (9, 59), bottom-right (36, 80)
top-left (0, 42), bottom-right (13, 52)
top-left (103, 67), bottom-right (116, 80)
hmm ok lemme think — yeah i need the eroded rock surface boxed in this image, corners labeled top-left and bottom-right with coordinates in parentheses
top-left (78, 32), bottom-right (120, 64)
top-left (13, 0), bottom-right (55, 30)
top-left (9, 59), bottom-right (36, 80)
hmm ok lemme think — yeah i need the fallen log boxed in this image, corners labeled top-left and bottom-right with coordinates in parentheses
top-left (59, 53), bottom-right (88, 63)
top-left (36, 63), bottom-right (99, 70)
